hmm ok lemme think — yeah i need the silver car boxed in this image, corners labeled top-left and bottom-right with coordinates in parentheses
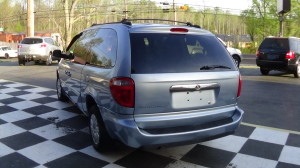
top-left (54, 19), bottom-right (244, 152)
top-left (17, 36), bottom-right (60, 66)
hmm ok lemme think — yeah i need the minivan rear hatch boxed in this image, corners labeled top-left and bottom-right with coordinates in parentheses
top-left (130, 31), bottom-right (239, 118)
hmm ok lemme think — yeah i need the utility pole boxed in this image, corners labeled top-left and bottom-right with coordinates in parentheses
top-left (27, 0), bottom-right (34, 37)
top-left (173, 0), bottom-right (177, 24)
top-left (124, 0), bottom-right (128, 19)
top-left (279, 13), bottom-right (284, 37)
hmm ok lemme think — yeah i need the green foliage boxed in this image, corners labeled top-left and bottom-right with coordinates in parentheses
top-left (241, 0), bottom-right (279, 43)
top-left (14, 22), bottom-right (25, 32)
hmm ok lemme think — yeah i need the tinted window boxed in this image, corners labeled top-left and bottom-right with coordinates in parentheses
top-left (130, 33), bottom-right (235, 74)
top-left (21, 38), bottom-right (43, 44)
top-left (259, 38), bottom-right (289, 50)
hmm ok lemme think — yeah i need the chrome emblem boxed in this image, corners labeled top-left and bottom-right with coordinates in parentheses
top-left (195, 84), bottom-right (201, 91)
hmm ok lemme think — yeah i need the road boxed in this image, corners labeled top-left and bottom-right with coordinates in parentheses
top-left (1, 57), bottom-right (300, 168)
top-left (0, 56), bottom-right (299, 132)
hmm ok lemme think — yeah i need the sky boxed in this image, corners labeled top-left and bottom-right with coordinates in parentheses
top-left (155, 0), bottom-right (253, 14)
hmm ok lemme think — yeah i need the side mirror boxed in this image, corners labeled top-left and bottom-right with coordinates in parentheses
top-left (53, 50), bottom-right (74, 59)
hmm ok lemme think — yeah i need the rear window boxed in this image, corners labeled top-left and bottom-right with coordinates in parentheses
top-left (259, 38), bottom-right (289, 50)
top-left (21, 38), bottom-right (43, 44)
top-left (130, 33), bottom-right (235, 74)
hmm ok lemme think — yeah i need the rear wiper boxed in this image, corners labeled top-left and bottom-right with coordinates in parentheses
top-left (200, 65), bottom-right (231, 70)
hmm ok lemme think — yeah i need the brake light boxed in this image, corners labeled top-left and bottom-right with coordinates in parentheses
top-left (40, 44), bottom-right (47, 48)
top-left (286, 51), bottom-right (295, 59)
top-left (237, 75), bottom-right (242, 98)
top-left (17, 45), bottom-right (22, 48)
top-left (256, 50), bottom-right (260, 57)
top-left (110, 77), bottom-right (135, 107)
top-left (170, 28), bottom-right (188, 33)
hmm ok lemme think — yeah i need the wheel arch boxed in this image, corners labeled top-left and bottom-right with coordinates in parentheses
top-left (86, 94), bottom-right (99, 116)
top-left (232, 54), bottom-right (241, 62)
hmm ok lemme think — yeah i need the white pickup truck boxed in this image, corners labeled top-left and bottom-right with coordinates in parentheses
top-left (0, 46), bottom-right (18, 59)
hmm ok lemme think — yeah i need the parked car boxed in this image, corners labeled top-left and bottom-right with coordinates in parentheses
top-left (54, 19), bottom-right (244, 152)
top-left (218, 37), bottom-right (243, 67)
top-left (17, 36), bottom-right (60, 66)
top-left (256, 37), bottom-right (300, 78)
top-left (0, 46), bottom-right (18, 59)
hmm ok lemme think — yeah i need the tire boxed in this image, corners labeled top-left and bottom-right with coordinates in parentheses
top-left (232, 55), bottom-right (240, 68)
top-left (46, 53), bottom-right (52, 66)
top-left (294, 64), bottom-right (300, 78)
top-left (89, 105), bottom-right (112, 152)
top-left (18, 59), bottom-right (25, 66)
top-left (5, 53), bottom-right (9, 59)
top-left (56, 77), bottom-right (68, 101)
top-left (260, 68), bottom-right (269, 75)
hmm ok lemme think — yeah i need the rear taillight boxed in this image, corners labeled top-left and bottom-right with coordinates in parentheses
top-left (110, 77), bottom-right (135, 107)
top-left (40, 44), bottom-right (47, 48)
top-left (237, 75), bottom-right (242, 98)
top-left (286, 51), bottom-right (295, 59)
top-left (256, 50), bottom-right (260, 57)
top-left (17, 45), bottom-right (22, 48)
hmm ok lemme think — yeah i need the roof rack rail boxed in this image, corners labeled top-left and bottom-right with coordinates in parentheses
top-left (90, 19), bottom-right (201, 28)
top-left (120, 19), bottom-right (201, 28)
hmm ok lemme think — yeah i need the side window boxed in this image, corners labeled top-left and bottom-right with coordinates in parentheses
top-left (46, 38), bottom-right (54, 45)
top-left (88, 29), bottom-right (117, 68)
top-left (71, 30), bottom-right (97, 65)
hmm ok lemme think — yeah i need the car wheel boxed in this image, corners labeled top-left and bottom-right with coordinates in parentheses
top-left (46, 53), bottom-right (52, 66)
top-left (294, 64), bottom-right (300, 78)
top-left (5, 53), bottom-right (9, 59)
top-left (56, 77), bottom-right (68, 101)
top-left (18, 59), bottom-right (25, 66)
top-left (89, 105), bottom-right (112, 152)
top-left (232, 55), bottom-right (240, 68)
top-left (260, 68), bottom-right (269, 75)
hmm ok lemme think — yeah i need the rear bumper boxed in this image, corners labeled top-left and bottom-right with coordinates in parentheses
top-left (102, 106), bottom-right (244, 148)
top-left (256, 59), bottom-right (297, 71)
top-left (18, 54), bottom-right (48, 61)
top-left (18, 54), bottom-right (60, 61)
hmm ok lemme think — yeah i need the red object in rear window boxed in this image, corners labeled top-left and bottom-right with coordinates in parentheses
top-left (286, 51), bottom-right (295, 59)
top-left (110, 77), bottom-right (135, 107)
top-left (170, 28), bottom-right (188, 33)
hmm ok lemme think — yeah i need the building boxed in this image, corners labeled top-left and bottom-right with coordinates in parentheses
top-left (0, 31), bottom-right (62, 47)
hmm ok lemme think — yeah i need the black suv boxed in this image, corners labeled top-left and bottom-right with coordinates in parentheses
top-left (256, 37), bottom-right (300, 78)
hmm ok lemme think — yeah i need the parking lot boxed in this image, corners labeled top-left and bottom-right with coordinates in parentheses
top-left (0, 56), bottom-right (300, 168)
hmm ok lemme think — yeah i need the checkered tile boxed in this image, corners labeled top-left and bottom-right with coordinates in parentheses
top-left (0, 79), bottom-right (300, 168)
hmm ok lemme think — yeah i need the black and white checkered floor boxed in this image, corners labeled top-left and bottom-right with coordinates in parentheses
top-left (0, 79), bottom-right (300, 168)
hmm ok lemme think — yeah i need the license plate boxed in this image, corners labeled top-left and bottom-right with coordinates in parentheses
top-left (267, 54), bottom-right (278, 60)
top-left (171, 90), bottom-right (215, 109)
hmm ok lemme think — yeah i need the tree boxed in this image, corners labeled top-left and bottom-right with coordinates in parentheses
top-left (241, 0), bottom-right (278, 43)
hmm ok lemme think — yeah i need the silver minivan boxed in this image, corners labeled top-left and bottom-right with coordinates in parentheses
top-left (54, 20), bottom-right (244, 152)
top-left (18, 36), bottom-right (60, 66)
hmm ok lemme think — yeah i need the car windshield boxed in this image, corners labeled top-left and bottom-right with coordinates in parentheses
top-left (21, 38), bottom-right (43, 44)
top-left (259, 38), bottom-right (289, 50)
top-left (130, 33), bottom-right (235, 74)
